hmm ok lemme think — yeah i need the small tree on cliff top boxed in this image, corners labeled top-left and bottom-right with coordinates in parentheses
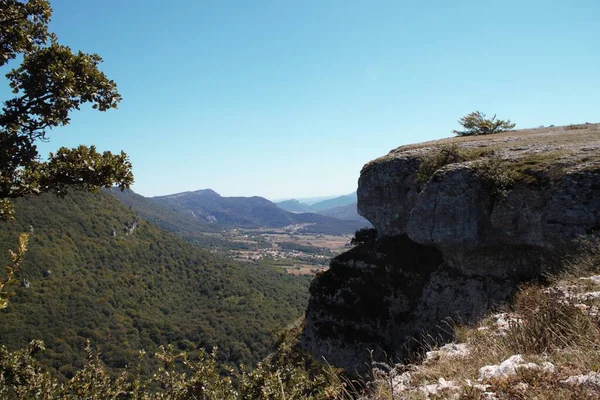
top-left (453, 111), bottom-right (515, 137)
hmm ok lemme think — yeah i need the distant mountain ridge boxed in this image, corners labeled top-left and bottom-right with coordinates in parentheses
top-left (318, 202), bottom-right (370, 224)
top-left (107, 188), bottom-right (222, 234)
top-left (308, 192), bottom-right (357, 212)
top-left (276, 192), bottom-right (357, 213)
top-left (275, 192), bottom-right (369, 224)
top-left (275, 199), bottom-right (312, 213)
top-left (149, 189), bottom-right (365, 234)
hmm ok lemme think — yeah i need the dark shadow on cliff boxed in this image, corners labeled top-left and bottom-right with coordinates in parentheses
top-left (301, 235), bottom-right (526, 375)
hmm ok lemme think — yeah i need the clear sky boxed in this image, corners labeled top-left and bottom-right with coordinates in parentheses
top-left (19, 0), bottom-right (600, 199)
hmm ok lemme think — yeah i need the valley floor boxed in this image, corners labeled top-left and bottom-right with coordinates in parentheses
top-left (208, 226), bottom-right (351, 275)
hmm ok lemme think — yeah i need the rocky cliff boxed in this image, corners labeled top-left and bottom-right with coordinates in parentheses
top-left (302, 123), bottom-right (600, 374)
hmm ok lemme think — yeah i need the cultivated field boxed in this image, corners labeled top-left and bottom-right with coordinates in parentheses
top-left (217, 228), bottom-right (353, 275)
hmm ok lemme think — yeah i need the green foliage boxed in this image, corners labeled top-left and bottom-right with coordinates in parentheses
top-left (472, 155), bottom-right (517, 203)
top-left (453, 111), bottom-right (515, 137)
top-left (0, 0), bottom-right (133, 220)
top-left (0, 232), bottom-right (28, 309)
top-left (350, 227), bottom-right (377, 247)
top-left (415, 143), bottom-right (515, 202)
top-left (237, 321), bottom-right (353, 399)
top-left (277, 241), bottom-right (331, 255)
top-left (0, 0), bottom-right (51, 65)
top-left (0, 191), bottom-right (310, 378)
top-left (0, 323), bottom-right (353, 399)
top-left (106, 188), bottom-right (223, 235)
top-left (415, 143), bottom-right (465, 184)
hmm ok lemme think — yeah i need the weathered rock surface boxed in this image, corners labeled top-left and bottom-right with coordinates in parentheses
top-left (301, 235), bottom-right (515, 374)
top-left (561, 372), bottom-right (600, 389)
top-left (302, 124), bottom-right (600, 373)
top-left (360, 123), bottom-right (600, 276)
top-left (478, 355), bottom-right (554, 381)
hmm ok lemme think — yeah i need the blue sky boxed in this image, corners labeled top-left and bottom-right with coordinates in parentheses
top-left (16, 0), bottom-right (600, 199)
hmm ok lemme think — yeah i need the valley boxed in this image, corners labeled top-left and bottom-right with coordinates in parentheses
top-left (108, 188), bottom-right (364, 275)
top-left (217, 227), bottom-right (352, 275)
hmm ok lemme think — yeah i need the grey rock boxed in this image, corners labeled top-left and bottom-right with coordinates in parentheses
top-left (359, 125), bottom-right (600, 276)
top-left (561, 372), bottom-right (600, 388)
top-left (301, 236), bottom-right (515, 373)
top-left (424, 343), bottom-right (470, 364)
top-left (303, 124), bottom-right (600, 373)
top-left (357, 154), bottom-right (422, 237)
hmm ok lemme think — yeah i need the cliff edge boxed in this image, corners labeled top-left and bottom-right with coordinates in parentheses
top-left (302, 123), bottom-right (600, 374)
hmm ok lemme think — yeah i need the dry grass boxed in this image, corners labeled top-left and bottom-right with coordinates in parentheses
top-left (370, 123), bottom-right (600, 181)
top-left (390, 123), bottom-right (600, 153)
top-left (363, 242), bottom-right (600, 399)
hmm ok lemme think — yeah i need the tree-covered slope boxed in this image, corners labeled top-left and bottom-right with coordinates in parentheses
top-left (106, 188), bottom-right (223, 234)
top-left (0, 191), bottom-right (310, 378)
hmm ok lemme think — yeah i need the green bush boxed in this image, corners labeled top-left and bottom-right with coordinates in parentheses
top-left (415, 144), bottom-right (465, 184)
top-left (472, 155), bottom-right (517, 203)
top-left (416, 145), bottom-right (515, 203)
top-left (0, 325), bottom-right (354, 399)
top-left (453, 111), bottom-right (515, 137)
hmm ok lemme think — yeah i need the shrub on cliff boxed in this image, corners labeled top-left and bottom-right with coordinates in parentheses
top-left (416, 144), bottom-right (465, 184)
top-left (472, 155), bottom-right (517, 203)
top-left (350, 227), bottom-right (377, 246)
top-left (453, 111), bottom-right (515, 137)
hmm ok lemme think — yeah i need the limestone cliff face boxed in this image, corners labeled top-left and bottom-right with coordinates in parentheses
top-left (302, 124), bottom-right (600, 373)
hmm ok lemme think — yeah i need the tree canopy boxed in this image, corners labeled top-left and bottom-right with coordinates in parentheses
top-left (452, 111), bottom-right (516, 137)
top-left (0, 0), bottom-right (133, 221)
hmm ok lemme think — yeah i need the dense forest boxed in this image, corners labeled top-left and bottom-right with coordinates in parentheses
top-left (0, 191), bottom-right (311, 378)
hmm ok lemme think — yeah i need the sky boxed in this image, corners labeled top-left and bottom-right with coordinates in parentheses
top-left (10, 0), bottom-right (600, 199)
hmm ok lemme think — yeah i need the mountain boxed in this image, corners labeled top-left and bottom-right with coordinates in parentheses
top-left (106, 188), bottom-right (222, 234)
top-left (151, 189), bottom-right (364, 234)
top-left (317, 202), bottom-right (370, 225)
top-left (274, 199), bottom-right (312, 213)
top-left (105, 188), bottom-right (240, 251)
top-left (308, 192), bottom-right (357, 212)
top-left (276, 193), bottom-right (358, 214)
top-left (0, 191), bottom-right (311, 377)
top-left (152, 189), bottom-right (293, 228)
top-left (276, 193), bottom-right (368, 224)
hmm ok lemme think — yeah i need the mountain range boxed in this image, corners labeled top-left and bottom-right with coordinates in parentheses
top-left (276, 192), bottom-right (356, 213)
top-left (275, 192), bottom-right (369, 224)
top-left (147, 189), bottom-right (368, 234)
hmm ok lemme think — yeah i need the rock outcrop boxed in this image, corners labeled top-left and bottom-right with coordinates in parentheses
top-left (302, 123), bottom-right (600, 373)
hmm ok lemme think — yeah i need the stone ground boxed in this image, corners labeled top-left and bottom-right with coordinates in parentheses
top-left (358, 271), bottom-right (600, 399)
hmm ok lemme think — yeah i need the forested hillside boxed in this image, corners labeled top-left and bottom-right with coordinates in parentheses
top-left (0, 191), bottom-right (310, 378)
top-left (106, 188), bottom-right (222, 234)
